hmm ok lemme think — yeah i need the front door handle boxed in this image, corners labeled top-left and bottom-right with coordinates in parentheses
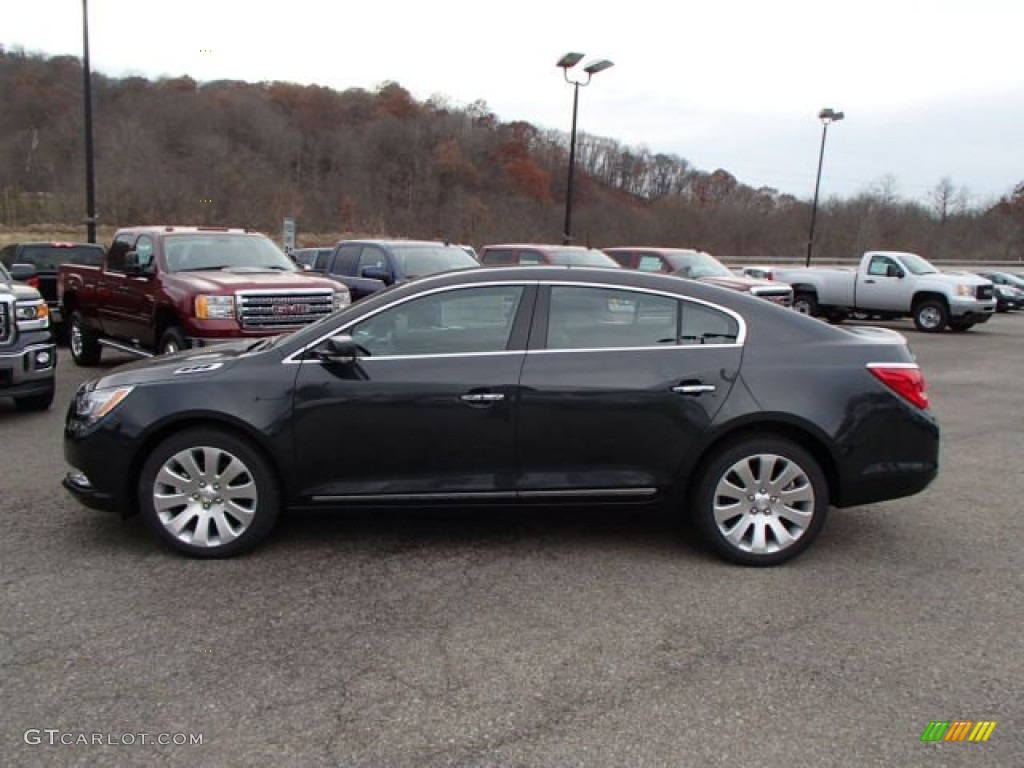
top-left (671, 384), bottom-right (716, 395)
top-left (460, 392), bottom-right (505, 406)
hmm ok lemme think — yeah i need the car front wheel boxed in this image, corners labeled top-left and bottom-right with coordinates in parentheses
top-left (138, 428), bottom-right (280, 557)
top-left (691, 436), bottom-right (828, 566)
top-left (913, 299), bottom-right (949, 332)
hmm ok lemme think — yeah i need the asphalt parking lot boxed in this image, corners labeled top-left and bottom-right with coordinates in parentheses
top-left (2, 314), bottom-right (1022, 767)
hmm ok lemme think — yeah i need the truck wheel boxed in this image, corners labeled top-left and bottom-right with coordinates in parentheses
top-left (913, 299), bottom-right (949, 333)
top-left (825, 310), bottom-right (848, 325)
top-left (690, 436), bottom-right (828, 566)
top-left (14, 384), bottom-right (55, 412)
top-left (138, 427), bottom-right (281, 558)
top-left (159, 327), bottom-right (189, 355)
top-left (792, 293), bottom-right (818, 316)
top-left (69, 311), bottom-right (102, 366)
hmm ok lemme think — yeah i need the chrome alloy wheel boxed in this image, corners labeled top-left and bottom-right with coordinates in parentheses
top-left (916, 305), bottom-right (944, 330)
top-left (152, 445), bottom-right (258, 548)
top-left (70, 320), bottom-right (84, 357)
top-left (712, 453), bottom-right (815, 556)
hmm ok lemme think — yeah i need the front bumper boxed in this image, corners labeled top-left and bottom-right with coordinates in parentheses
top-left (0, 341), bottom-right (57, 396)
top-left (948, 297), bottom-right (996, 323)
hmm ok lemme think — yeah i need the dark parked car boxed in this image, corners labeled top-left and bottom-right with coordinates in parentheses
top-left (479, 243), bottom-right (621, 268)
top-left (605, 247), bottom-right (793, 307)
top-left (291, 247), bottom-right (333, 272)
top-left (975, 271), bottom-right (1024, 312)
top-left (1, 241), bottom-right (105, 332)
top-left (314, 239), bottom-right (480, 302)
top-left (63, 267), bottom-right (938, 565)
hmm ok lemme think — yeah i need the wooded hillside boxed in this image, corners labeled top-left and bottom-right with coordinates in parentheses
top-left (2, 47), bottom-right (1022, 260)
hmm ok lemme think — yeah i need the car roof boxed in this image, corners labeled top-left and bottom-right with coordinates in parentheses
top-left (480, 244), bottom-right (605, 251)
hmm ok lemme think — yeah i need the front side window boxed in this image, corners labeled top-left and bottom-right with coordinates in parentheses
top-left (350, 285), bottom-right (524, 356)
top-left (868, 256), bottom-right (895, 277)
top-left (106, 234), bottom-right (134, 272)
top-left (357, 246), bottom-right (388, 275)
top-left (637, 254), bottom-right (666, 272)
top-left (135, 236), bottom-right (154, 268)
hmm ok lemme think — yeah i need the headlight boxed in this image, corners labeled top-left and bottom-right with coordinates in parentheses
top-left (73, 386), bottom-right (135, 426)
top-left (195, 294), bottom-right (236, 319)
top-left (333, 290), bottom-right (351, 311)
top-left (956, 284), bottom-right (977, 297)
top-left (15, 299), bottom-right (49, 329)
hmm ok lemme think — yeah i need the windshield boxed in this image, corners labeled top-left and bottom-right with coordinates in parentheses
top-left (547, 249), bottom-right (621, 267)
top-left (899, 253), bottom-right (939, 275)
top-left (165, 234), bottom-right (297, 273)
top-left (666, 251), bottom-right (732, 278)
top-left (390, 245), bottom-right (480, 279)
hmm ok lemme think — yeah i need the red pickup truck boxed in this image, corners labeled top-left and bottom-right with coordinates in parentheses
top-left (58, 226), bottom-right (350, 365)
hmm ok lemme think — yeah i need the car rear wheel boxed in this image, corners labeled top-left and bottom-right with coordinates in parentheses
top-left (792, 293), bottom-right (818, 316)
top-left (691, 436), bottom-right (828, 566)
top-left (913, 299), bottom-right (949, 332)
top-left (948, 318), bottom-right (975, 332)
top-left (138, 428), bottom-right (280, 557)
top-left (69, 311), bottom-right (102, 366)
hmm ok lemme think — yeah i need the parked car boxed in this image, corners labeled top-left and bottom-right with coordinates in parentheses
top-left (975, 270), bottom-right (1024, 311)
top-left (291, 247), bottom-right (333, 272)
top-left (605, 247), bottom-right (793, 307)
top-left (0, 241), bottom-right (105, 333)
top-left (63, 266), bottom-right (938, 566)
top-left (1, 262), bottom-right (56, 411)
top-left (58, 226), bottom-right (349, 364)
top-left (737, 265), bottom-right (790, 281)
top-left (774, 252), bottom-right (995, 331)
top-left (312, 239), bottom-right (480, 302)
top-left (479, 244), bottom-right (621, 268)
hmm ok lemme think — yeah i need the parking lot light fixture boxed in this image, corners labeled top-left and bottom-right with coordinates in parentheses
top-left (558, 52), bottom-right (614, 245)
top-left (805, 107), bottom-right (844, 267)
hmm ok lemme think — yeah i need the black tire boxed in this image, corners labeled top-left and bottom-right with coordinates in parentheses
top-left (138, 428), bottom-right (280, 558)
top-left (912, 299), bottom-right (949, 333)
top-left (825, 310), bottom-right (848, 325)
top-left (158, 326), bottom-right (189, 355)
top-left (948, 319), bottom-right (975, 332)
top-left (792, 292), bottom-right (818, 317)
top-left (14, 384), bottom-right (55, 412)
top-left (69, 311), bottom-right (102, 366)
top-left (690, 436), bottom-right (829, 566)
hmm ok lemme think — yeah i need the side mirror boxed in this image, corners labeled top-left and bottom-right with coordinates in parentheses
top-left (886, 265), bottom-right (904, 279)
top-left (314, 334), bottom-right (362, 364)
top-left (9, 263), bottom-right (38, 282)
top-left (124, 250), bottom-right (152, 276)
top-left (360, 266), bottom-right (392, 284)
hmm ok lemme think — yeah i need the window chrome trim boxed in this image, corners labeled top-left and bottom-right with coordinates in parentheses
top-left (282, 277), bottom-right (747, 363)
top-left (283, 279), bottom-right (534, 364)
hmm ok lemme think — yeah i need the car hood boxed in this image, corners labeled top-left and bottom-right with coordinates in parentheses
top-left (82, 341), bottom-right (265, 391)
top-left (927, 272), bottom-right (991, 287)
top-left (1, 281), bottom-right (44, 301)
top-left (171, 268), bottom-right (340, 291)
top-left (700, 275), bottom-right (781, 291)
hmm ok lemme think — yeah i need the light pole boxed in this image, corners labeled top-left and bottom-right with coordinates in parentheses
top-left (81, 0), bottom-right (97, 244)
top-left (557, 52), bottom-right (613, 245)
top-left (805, 107), bottom-right (844, 267)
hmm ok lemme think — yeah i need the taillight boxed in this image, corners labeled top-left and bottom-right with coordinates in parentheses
top-left (28, 277), bottom-right (40, 289)
top-left (867, 364), bottom-right (929, 409)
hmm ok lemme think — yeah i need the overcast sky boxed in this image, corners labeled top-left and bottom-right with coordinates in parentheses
top-left (2, 0), bottom-right (1022, 206)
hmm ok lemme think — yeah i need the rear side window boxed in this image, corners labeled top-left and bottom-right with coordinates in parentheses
top-left (480, 248), bottom-right (516, 266)
top-left (547, 286), bottom-right (678, 349)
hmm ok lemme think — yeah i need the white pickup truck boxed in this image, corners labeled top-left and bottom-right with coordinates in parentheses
top-left (775, 251), bottom-right (996, 332)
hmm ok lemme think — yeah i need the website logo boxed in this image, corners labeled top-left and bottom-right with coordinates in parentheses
top-left (920, 720), bottom-right (997, 743)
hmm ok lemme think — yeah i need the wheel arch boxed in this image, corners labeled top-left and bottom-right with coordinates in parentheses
top-left (911, 291), bottom-right (948, 311)
top-left (679, 418), bottom-right (842, 508)
top-left (154, 305), bottom-right (182, 343)
top-left (126, 414), bottom-right (290, 517)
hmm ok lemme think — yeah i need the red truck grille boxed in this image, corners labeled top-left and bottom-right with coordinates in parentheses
top-left (236, 290), bottom-right (335, 329)
top-left (0, 299), bottom-right (12, 345)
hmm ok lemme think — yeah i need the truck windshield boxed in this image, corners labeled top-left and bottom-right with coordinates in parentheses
top-left (899, 253), bottom-right (940, 275)
top-left (165, 234), bottom-right (297, 273)
top-left (667, 252), bottom-right (733, 278)
top-left (391, 245), bottom-right (480, 279)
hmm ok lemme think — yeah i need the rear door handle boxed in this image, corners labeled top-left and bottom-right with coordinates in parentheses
top-left (671, 384), bottom-right (716, 395)
top-left (460, 392), bottom-right (505, 405)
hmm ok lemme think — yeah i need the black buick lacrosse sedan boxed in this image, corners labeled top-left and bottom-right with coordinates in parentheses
top-left (64, 267), bottom-right (938, 565)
